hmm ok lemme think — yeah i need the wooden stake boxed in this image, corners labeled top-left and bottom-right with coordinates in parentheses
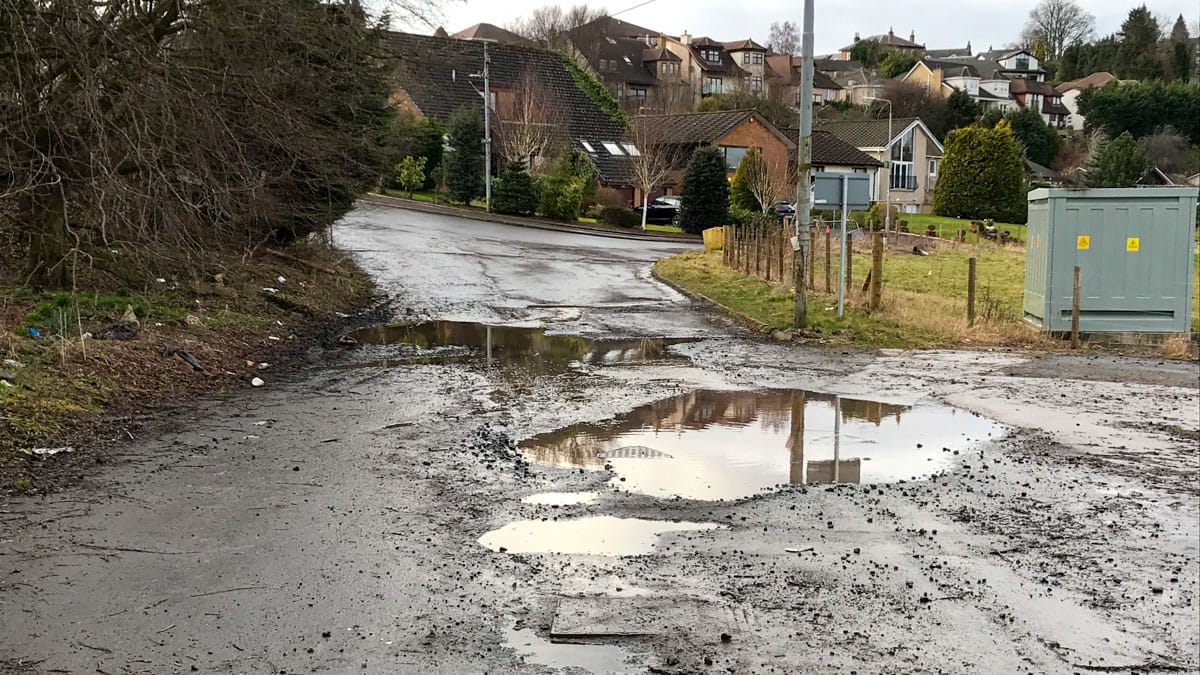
top-left (967, 257), bottom-right (977, 326)
top-left (824, 227), bottom-right (832, 293)
top-left (870, 232), bottom-right (883, 311)
top-left (1071, 265), bottom-right (1081, 349)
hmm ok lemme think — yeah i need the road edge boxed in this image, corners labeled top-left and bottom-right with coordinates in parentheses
top-left (358, 193), bottom-right (702, 245)
top-left (650, 264), bottom-right (774, 336)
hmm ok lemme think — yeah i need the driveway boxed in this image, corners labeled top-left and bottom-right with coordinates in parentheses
top-left (1, 203), bottom-right (1197, 674)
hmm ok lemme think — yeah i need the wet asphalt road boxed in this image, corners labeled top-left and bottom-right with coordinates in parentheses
top-left (2, 203), bottom-right (1198, 674)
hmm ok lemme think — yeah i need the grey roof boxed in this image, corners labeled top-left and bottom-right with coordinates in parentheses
top-left (814, 58), bottom-right (864, 74)
top-left (814, 116), bottom-right (924, 149)
top-left (688, 38), bottom-right (744, 74)
top-left (566, 20), bottom-right (661, 87)
top-left (832, 68), bottom-right (890, 87)
top-left (840, 33), bottom-right (924, 51)
top-left (382, 31), bottom-right (636, 185)
top-left (812, 131), bottom-right (883, 167)
top-left (451, 23), bottom-right (529, 44)
top-left (925, 46), bottom-right (972, 58)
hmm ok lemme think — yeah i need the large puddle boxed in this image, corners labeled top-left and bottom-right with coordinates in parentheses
top-left (344, 321), bottom-right (693, 370)
top-left (478, 516), bottom-right (723, 556)
top-left (504, 622), bottom-right (636, 674)
top-left (520, 389), bottom-right (1004, 500)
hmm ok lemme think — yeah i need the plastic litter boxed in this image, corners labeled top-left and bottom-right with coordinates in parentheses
top-left (167, 348), bottom-right (205, 372)
top-left (276, 276), bottom-right (287, 284)
top-left (2, 359), bottom-right (23, 368)
top-left (31, 447), bottom-right (75, 458)
top-left (26, 327), bottom-right (40, 338)
top-left (93, 322), bottom-right (140, 340)
top-left (251, 377), bottom-right (265, 387)
top-left (262, 287), bottom-right (279, 293)
top-left (256, 362), bottom-right (270, 370)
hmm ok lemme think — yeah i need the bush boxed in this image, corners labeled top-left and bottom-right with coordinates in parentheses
top-left (679, 146), bottom-right (730, 234)
top-left (445, 106), bottom-right (484, 204)
top-left (1086, 131), bottom-right (1149, 187)
top-left (538, 174), bottom-right (585, 221)
top-left (729, 153), bottom-right (761, 212)
top-left (867, 203), bottom-right (900, 230)
top-left (1005, 106), bottom-right (1058, 167)
top-left (598, 206), bottom-right (641, 228)
top-left (492, 162), bottom-right (538, 216)
top-left (933, 122), bottom-right (1027, 224)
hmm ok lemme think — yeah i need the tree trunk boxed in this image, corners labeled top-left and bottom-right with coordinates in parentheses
top-left (23, 186), bottom-right (70, 290)
top-left (641, 192), bottom-right (648, 231)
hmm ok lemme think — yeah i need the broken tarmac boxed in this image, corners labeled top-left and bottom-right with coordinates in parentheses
top-left (1, 203), bottom-right (1197, 674)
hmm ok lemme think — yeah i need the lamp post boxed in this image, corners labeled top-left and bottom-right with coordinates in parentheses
top-left (469, 41), bottom-right (495, 212)
top-left (865, 96), bottom-right (892, 237)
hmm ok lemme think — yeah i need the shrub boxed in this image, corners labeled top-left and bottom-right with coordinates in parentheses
top-left (867, 203), bottom-right (900, 230)
top-left (729, 154), bottom-right (761, 212)
top-left (679, 146), bottom-right (729, 234)
top-left (395, 155), bottom-right (426, 198)
top-left (598, 206), bottom-right (641, 228)
top-left (1005, 106), bottom-right (1058, 167)
top-left (933, 123), bottom-right (1027, 224)
top-left (492, 162), bottom-right (538, 216)
top-left (538, 174), bottom-right (585, 221)
top-left (1086, 131), bottom-right (1149, 188)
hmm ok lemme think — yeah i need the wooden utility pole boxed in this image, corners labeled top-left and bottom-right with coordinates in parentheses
top-left (792, 0), bottom-right (815, 329)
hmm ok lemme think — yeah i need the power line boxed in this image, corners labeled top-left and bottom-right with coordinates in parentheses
top-left (611, 0), bottom-right (660, 19)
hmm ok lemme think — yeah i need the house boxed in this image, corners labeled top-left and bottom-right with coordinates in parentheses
top-left (1009, 79), bottom-right (1070, 128)
top-left (723, 38), bottom-right (770, 93)
top-left (1056, 71), bottom-right (1119, 131)
top-left (449, 23), bottom-right (530, 45)
top-left (814, 116), bottom-right (944, 212)
top-left (632, 110), bottom-right (796, 201)
top-left (926, 43), bottom-right (972, 59)
top-left (832, 68), bottom-right (890, 105)
top-left (562, 17), bottom-right (689, 113)
top-left (383, 31), bottom-right (637, 198)
top-left (902, 49), bottom-right (1068, 124)
top-left (838, 29), bottom-right (925, 60)
top-left (765, 54), bottom-right (842, 105)
top-left (664, 33), bottom-right (750, 98)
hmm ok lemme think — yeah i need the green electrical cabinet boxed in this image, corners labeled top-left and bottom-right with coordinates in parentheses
top-left (1023, 187), bottom-right (1198, 333)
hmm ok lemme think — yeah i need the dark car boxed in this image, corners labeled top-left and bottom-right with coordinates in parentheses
top-left (634, 195), bottom-right (682, 225)
top-left (773, 202), bottom-right (795, 223)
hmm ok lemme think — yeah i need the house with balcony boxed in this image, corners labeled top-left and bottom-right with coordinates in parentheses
top-left (814, 116), bottom-right (943, 212)
top-left (902, 48), bottom-right (1069, 124)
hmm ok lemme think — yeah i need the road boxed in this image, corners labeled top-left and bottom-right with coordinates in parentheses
top-left (2, 203), bottom-right (1198, 674)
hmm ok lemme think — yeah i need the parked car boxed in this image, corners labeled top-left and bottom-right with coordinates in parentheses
top-left (773, 202), bottom-right (795, 223)
top-left (634, 195), bottom-right (681, 225)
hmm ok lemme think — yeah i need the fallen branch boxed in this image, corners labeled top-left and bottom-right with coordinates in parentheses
top-left (266, 248), bottom-right (339, 276)
top-left (190, 585), bottom-right (268, 598)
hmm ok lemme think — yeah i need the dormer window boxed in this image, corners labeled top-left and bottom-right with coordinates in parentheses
top-left (1015, 54), bottom-right (1029, 70)
top-left (751, 52), bottom-right (763, 64)
top-left (702, 49), bottom-right (721, 63)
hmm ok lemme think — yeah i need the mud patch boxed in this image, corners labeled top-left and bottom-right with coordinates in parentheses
top-left (521, 389), bottom-right (1003, 500)
top-left (343, 320), bottom-right (694, 371)
top-left (504, 622), bottom-right (637, 674)
top-left (479, 515), bottom-right (723, 556)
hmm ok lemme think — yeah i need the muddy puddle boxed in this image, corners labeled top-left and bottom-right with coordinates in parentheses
top-left (342, 320), bottom-right (693, 371)
top-left (522, 491), bottom-right (600, 506)
top-left (520, 389), bottom-right (1004, 500)
top-left (479, 516), bottom-right (723, 556)
top-left (504, 622), bottom-right (636, 673)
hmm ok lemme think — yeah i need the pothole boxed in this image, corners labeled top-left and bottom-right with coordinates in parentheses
top-left (520, 389), bottom-right (1004, 500)
top-left (504, 621), bottom-right (637, 674)
top-left (341, 320), bottom-right (694, 371)
top-left (479, 516), bottom-right (723, 556)
top-left (522, 491), bottom-right (600, 506)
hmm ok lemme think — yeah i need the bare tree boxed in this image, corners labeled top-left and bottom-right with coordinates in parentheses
top-left (740, 147), bottom-right (792, 215)
top-left (495, 69), bottom-right (564, 169)
top-left (628, 123), bottom-right (674, 230)
top-left (645, 82), bottom-right (697, 115)
top-left (769, 21), bottom-right (801, 55)
top-left (508, 3), bottom-right (607, 48)
top-left (1020, 0), bottom-right (1095, 60)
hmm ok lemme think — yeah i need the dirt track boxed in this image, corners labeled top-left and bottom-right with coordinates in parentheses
top-left (1, 203), bottom-right (1197, 674)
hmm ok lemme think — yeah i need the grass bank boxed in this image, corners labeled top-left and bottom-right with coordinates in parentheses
top-left (1, 242), bottom-right (374, 496)
top-left (902, 213), bottom-right (1025, 242)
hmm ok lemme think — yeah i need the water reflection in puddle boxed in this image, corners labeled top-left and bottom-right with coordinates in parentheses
top-left (521, 389), bottom-right (1004, 501)
top-left (504, 622), bottom-right (636, 674)
top-left (479, 516), bottom-right (723, 556)
top-left (343, 321), bottom-right (694, 371)
top-left (522, 491), bottom-right (600, 506)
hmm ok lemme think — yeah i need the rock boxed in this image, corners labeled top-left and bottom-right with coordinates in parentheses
top-left (771, 330), bottom-right (793, 342)
top-left (251, 377), bottom-right (265, 387)
top-left (719, 632), bottom-right (732, 643)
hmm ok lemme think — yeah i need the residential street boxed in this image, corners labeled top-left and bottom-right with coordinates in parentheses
top-left (2, 203), bottom-right (1198, 674)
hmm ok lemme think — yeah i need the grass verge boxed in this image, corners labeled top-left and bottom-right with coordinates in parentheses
top-left (903, 213), bottom-right (1025, 242)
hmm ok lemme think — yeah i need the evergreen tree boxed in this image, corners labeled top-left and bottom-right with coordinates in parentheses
top-left (729, 149), bottom-right (762, 212)
top-left (1005, 106), bottom-right (1058, 166)
top-left (395, 156), bottom-right (426, 198)
top-left (1086, 131), bottom-right (1148, 187)
top-left (1115, 5), bottom-right (1164, 80)
top-left (445, 106), bottom-right (485, 204)
top-left (1057, 42), bottom-right (1082, 82)
top-left (1169, 15), bottom-right (1193, 83)
top-left (933, 123), bottom-right (1027, 224)
top-left (492, 161), bottom-right (538, 216)
top-left (679, 146), bottom-right (730, 234)
top-left (878, 52), bottom-right (919, 78)
top-left (849, 39), bottom-right (883, 67)
top-left (945, 89), bottom-right (981, 131)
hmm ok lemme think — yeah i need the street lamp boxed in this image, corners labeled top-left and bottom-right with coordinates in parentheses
top-left (469, 40), bottom-right (496, 212)
top-left (865, 96), bottom-right (892, 237)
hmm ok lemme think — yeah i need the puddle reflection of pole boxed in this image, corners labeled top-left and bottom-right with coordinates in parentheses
top-left (486, 325), bottom-right (493, 369)
top-left (788, 391), bottom-right (806, 484)
top-left (833, 395), bottom-right (841, 484)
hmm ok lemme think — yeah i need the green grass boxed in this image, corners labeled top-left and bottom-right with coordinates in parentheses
top-left (646, 224), bottom-right (685, 234)
top-left (21, 292), bottom-right (188, 336)
top-left (655, 250), bottom-right (949, 348)
top-left (902, 213), bottom-right (1026, 242)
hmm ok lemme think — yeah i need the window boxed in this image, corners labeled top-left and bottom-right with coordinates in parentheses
top-left (601, 142), bottom-right (625, 155)
top-left (743, 52), bottom-right (751, 64)
top-left (621, 143), bottom-right (641, 156)
top-left (928, 158), bottom-right (939, 176)
top-left (597, 59), bottom-right (609, 72)
top-left (750, 75), bottom-right (763, 91)
top-left (661, 62), bottom-right (678, 75)
top-left (752, 52), bottom-right (763, 65)
top-left (628, 87), bottom-right (646, 103)
top-left (623, 56), bottom-right (633, 65)
top-left (580, 140), bottom-right (595, 153)
top-left (720, 146), bottom-right (747, 170)
top-left (889, 127), bottom-right (916, 190)
top-left (703, 76), bottom-right (723, 95)
top-left (1015, 54), bottom-right (1029, 70)
top-left (702, 49), bottom-right (721, 63)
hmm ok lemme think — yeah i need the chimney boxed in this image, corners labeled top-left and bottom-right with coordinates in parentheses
top-left (853, 32), bottom-right (860, 43)
top-left (909, 30), bottom-right (915, 43)
top-left (888, 28), bottom-right (894, 43)
top-left (681, 30), bottom-right (691, 46)
top-left (966, 40), bottom-right (972, 55)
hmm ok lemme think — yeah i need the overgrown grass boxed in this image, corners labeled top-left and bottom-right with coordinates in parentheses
top-left (20, 292), bottom-right (189, 335)
top-left (902, 213), bottom-right (1026, 242)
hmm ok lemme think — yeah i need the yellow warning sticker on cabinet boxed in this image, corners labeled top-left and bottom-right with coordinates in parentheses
top-left (1126, 237), bottom-right (1139, 252)
top-left (1076, 235), bottom-right (1090, 250)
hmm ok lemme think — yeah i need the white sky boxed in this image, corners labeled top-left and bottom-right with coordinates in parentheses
top-left (403, 0), bottom-right (1199, 55)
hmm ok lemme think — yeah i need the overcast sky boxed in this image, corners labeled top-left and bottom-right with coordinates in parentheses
top-left (406, 0), bottom-right (1198, 54)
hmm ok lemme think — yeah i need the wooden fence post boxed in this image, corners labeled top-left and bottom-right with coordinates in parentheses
top-left (1071, 265), bottom-right (1081, 349)
top-left (808, 229), bottom-right (817, 290)
top-left (967, 257), bottom-right (977, 326)
top-left (845, 232), bottom-right (853, 288)
top-left (824, 227), bottom-right (832, 293)
top-left (870, 232), bottom-right (883, 311)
